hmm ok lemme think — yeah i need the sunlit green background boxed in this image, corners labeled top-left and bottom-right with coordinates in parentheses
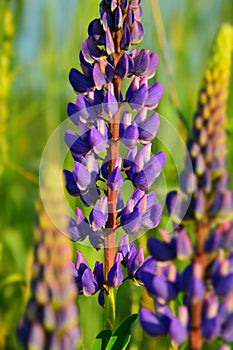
top-left (1, 0), bottom-right (233, 349)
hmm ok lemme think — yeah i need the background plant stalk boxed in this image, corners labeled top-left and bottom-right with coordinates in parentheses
top-left (189, 222), bottom-right (209, 350)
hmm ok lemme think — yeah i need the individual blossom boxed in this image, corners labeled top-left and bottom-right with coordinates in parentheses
top-left (139, 304), bottom-right (189, 345)
top-left (119, 189), bottom-right (162, 236)
top-left (71, 251), bottom-right (106, 307)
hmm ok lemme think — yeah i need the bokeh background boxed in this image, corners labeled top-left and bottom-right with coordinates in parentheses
top-left (1, 0), bottom-right (233, 349)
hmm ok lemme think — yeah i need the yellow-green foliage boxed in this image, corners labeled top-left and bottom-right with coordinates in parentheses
top-left (0, 2), bottom-right (14, 174)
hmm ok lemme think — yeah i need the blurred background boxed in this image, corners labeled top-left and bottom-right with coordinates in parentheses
top-left (0, 0), bottom-right (233, 349)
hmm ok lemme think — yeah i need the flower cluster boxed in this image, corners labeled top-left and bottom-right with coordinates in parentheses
top-left (139, 24), bottom-right (233, 349)
top-left (17, 205), bottom-right (80, 349)
top-left (68, 188), bottom-right (162, 247)
top-left (140, 226), bottom-right (233, 346)
top-left (64, 1), bottom-right (165, 252)
top-left (71, 235), bottom-right (146, 307)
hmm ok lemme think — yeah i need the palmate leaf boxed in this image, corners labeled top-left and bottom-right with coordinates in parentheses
top-left (91, 314), bottom-right (138, 350)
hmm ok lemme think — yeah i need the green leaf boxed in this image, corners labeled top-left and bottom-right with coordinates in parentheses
top-left (106, 314), bottom-right (138, 350)
top-left (91, 314), bottom-right (138, 350)
top-left (0, 273), bottom-right (25, 290)
top-left (91, 329), bottom-right (112, 350)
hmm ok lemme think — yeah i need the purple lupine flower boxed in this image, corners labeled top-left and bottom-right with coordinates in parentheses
top-left (169, 306), bottom-right (189, 345)
top-left (108, 258), bottom-right (124, 287)
top-left (136, 111), bottom-right (160, 143)
top-left (202, 293), bottom-right (221, 341)
top-left (127, 146), bottom-right (165, 191)
top-left (118, 234), bottom-right (137, 263)
top-left (18, 208), bottom-right (80, 349)
top-left (211, 254), bottom-right (233, 296)
top-left (148, 227), bottom-right (193, 262)
top-left (107, 159), bottom-right (124, 191)
top-left (204, 221), bottom-right (233, 253)
top-left (140, 263), bottom-right (180, 302)
top-left (139, 23), bottom-right (233, 350)
top-left (139, 305), bottom-right (174, 337)
top-left (119, 190), bottom-right (162, 235)
top-left (117, 234), bottom-right (145, 280)
top-left (219, 293), bottom-right (233, 341)
top-left (139, 307), bottom-right (168, 337)
top-left (72, 252), bottom-right (105, 306)
top-left (64, 0), bottom-right (166, 328)
top-left (90, 196), bottom-right (108, 231)
top-left (127, 248), bottom-right (144, 276)
top-left (82, 268), bottom-right (100, 296)
top-left (68, 207), bottom-right (90, 241)
top-left (72, 251), bottom-right (89, 292)
top-left (147, 230), bottom-right (177, 262)
top-left (63, 155), bottom-right (100, 206)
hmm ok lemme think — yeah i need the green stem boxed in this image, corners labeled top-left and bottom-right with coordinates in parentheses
top-left (104, 287), bottom-right (116, 329)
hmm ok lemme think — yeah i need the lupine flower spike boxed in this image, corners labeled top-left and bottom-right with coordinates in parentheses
top-left (140, 24), bottom-right (233, 350)
top-left (18, 164), bottom-right (80, 349)
top-left (17, 203), bottom-right (80, 350)
top-left (64, 0), bottom-right (165, 327)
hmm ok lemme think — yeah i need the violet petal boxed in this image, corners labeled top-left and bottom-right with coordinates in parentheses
top-left (82, 268), bottom-right (99, 296)
top-left (139, 307), bottom-right (167, 337)
top-left (145, 81), bottom-right (163, 109)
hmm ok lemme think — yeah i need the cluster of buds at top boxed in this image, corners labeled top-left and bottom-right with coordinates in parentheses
top-left (64, 0), bottom-right (165, 252)
top-left (139, 24), bottom-right (233, 349)
top-left (167, 24), bottom-right (233, 224)
top-left (17, 203), bottom-right (80, 349)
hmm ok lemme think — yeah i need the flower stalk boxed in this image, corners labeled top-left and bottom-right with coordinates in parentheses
top-left (105, 81), bottom-right (121, 283)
